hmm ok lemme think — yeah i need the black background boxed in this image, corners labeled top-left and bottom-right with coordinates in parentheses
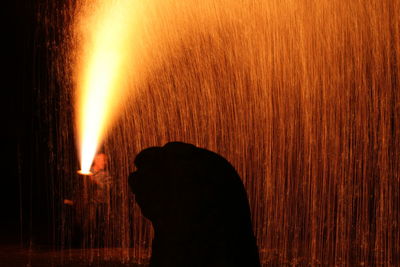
top-left (3, 0), bottom-right (48, 245)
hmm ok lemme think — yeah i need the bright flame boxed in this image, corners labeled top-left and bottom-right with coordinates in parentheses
top-left (75, 0), bottom-right (146, 173)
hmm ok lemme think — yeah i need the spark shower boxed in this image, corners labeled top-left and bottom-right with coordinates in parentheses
top-left (23, 0), bottom-right (399, 265)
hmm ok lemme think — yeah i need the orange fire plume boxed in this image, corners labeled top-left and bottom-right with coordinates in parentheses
top-left (74, 0), bottom-right (148, 173)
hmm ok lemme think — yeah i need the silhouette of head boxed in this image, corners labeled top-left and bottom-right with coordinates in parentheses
top-left (129, 142), bottom-right (260, 267)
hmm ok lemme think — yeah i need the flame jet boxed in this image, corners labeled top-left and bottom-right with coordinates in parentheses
top-left (75, 0), bottom-right (147, 173)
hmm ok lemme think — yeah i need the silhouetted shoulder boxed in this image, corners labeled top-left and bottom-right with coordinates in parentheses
top-left (129, 142), bottom-right (260, 267)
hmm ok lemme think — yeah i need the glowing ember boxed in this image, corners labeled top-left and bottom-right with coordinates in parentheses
top-left (77, 170), bottom-right (93, 176)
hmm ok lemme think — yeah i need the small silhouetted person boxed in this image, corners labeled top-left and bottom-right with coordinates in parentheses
top-left (64, 153), bottom-right (112, 247)
top-left (85, 153), bottom-right (112, 247)
top-left (129, 142), bottom-right (260, 267)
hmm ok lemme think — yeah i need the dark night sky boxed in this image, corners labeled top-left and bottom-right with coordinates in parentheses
top-left (2, 0), bottom-right (37, 244)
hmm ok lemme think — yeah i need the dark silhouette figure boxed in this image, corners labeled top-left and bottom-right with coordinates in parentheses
top-left (129, 142), bottom-right (261, 267)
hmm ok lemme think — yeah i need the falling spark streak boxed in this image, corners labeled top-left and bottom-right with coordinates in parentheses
top-left (75, 0), bottom-right (144, 173)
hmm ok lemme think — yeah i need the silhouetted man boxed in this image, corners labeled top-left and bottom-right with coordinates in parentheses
top-left (85, 153), bottom-right (112, 247)
top-left (64, 153), bottom-right (112, 248)
top-left (129, 142), bottom-right (260, 267)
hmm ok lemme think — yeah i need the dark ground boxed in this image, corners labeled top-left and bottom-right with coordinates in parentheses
top-left (0, 246), bottom-right (149, 267)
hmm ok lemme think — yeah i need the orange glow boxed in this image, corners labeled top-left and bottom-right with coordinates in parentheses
top-left (77, 170), bottom-right (93, 176)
